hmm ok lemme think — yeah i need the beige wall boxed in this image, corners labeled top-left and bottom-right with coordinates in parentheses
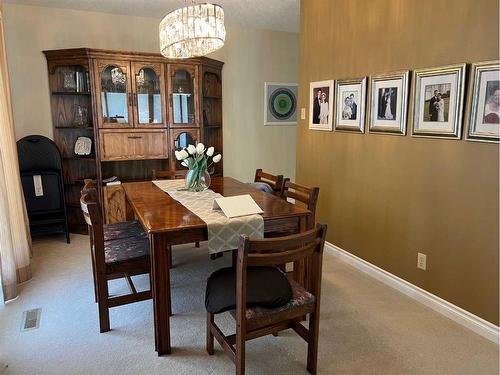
top-left (298, 0), bottom-right (499, 324)
top-left (3, 4), bottom-right (297, 182)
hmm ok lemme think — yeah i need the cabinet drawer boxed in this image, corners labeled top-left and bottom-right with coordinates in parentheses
top-left (100, 131), bottom-right (168, 161)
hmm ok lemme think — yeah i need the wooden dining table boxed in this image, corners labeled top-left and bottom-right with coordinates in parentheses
top-left (122, 176), bottom-right (312, 356)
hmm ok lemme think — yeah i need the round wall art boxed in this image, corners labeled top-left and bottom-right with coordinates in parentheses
top-left (264, 82), bottom-right (298, 125)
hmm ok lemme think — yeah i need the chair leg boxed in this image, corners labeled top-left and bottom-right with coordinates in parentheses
top-left (96, 274), bottom-right (110, 333)
top-left (195, 241), bottom-right (200, 248)
top-left (236, 335), bottom-right (245, 375)
top-left (307, 312), bottom-right (320, 374)
top-left (206, 312), bottom-right (214, 355)
top-left (168, 244), bottom-right (173, 269)
top-left (90, 254), bottom-right (98, 303)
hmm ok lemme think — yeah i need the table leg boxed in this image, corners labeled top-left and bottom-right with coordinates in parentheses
top-left (150, 233), bottom-right (172, 356)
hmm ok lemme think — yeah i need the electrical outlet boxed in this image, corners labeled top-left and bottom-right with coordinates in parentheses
top-left (417, 252), bottom-right (427, 270)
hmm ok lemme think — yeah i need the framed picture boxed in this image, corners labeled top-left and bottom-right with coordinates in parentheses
top-left (264, 82), bottom-right (298, 126)
top-left (367, 71), bottom-right (409, 135)
top-left (410, 63), bottom-right (466, 139)
top-left (464, 61), bottom-right (500, 143)
top-left (309, 80), bottom-right (334, 131)
top-left (334, 77), bottom-right (366, 133)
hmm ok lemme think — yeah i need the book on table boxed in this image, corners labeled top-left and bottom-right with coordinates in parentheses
top-left (213, 194), bottom-right (263, 218)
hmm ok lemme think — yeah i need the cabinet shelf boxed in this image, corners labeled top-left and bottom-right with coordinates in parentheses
top-left (62, 155), bottom-right (96, 160)
top-left (55, 126), bottom-right (94, 130)
top-left (52, 91), bottom-right (91, 96)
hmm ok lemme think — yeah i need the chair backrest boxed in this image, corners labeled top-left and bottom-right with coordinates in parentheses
top-left (254, 169), bottom-right (284, 195)
top-left (281, 179), bottom-right (319, 229)
top-left (17, 135), bottom-right (62, 172)
top-left (152, 169), bottom-right (187, 180)
top-left (80, 189), bottom-right (106, 272)
top-left (235, 224), bottom-right (327, 318)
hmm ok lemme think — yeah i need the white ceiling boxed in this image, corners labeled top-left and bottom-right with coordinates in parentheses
top-left (3, 0), bottom-right (300, 32)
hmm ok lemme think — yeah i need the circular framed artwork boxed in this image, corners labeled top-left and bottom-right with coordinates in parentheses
top-left (264, 83), bottom-right (298, 125)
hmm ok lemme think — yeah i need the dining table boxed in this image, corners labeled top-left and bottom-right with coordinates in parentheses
top-left (122, 176), bottom-right (312, 356)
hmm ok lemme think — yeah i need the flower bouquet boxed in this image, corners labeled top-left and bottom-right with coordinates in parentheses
top-left (175, 143), bottom-right (222, 192)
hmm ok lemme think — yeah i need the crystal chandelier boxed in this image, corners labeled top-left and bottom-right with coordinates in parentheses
top-left (159, 2), bottom-right (226, 59)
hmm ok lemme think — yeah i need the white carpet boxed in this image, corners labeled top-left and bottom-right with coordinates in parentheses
top-left (0, 234), bottom-right (498, 375)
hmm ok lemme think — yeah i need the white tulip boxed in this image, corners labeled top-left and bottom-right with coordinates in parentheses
top-left (181, 161), bottom-right (188, 167)
top-left (179, 149), bottom-right (189, 160)
top-left (175, 150), bottom-right (182, 160)
top-left (206, 146), bottom-right (214, 157)
top-left (196, 143), bottom-right (205, 154)
top-left (212, 154), bottom-right (222, 163)
top-left (187, 144), bottom-right (196, 155)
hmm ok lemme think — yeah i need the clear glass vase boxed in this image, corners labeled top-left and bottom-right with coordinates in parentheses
top-left (185, 168), bottom-right (211, 192)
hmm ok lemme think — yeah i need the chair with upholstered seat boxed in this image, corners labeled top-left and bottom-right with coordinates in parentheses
top-left (80, 190), bottom-right (151, 332)
top-left (205, 224), bottom-right (327, 375)
top-left (252, 169), bottom-right (285, 196)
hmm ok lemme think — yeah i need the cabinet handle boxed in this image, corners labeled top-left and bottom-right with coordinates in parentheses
top-left (128, 93), bottom-right (132, 106)
top-left (134, 93), bottom-right (138, 107)
top-left (127, 136), bottom-right (143, 139)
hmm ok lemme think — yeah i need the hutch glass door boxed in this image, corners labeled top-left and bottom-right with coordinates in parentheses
top-left (168, 65), bottom-right (198, 127)
top-left (97, 62), bottom-right (133, 128)
top-left (133, 63), bottom-right (166, 128)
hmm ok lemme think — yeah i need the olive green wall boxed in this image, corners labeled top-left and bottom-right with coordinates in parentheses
top-left (297, 0), bottom-right (499, 324)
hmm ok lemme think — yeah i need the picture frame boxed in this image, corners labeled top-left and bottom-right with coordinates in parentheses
top-left (464, 61), bottom-right (500, 143)
top-left (334, 77), bottom-right (367, 133)
top-left (410, 63), bottom-right (466, 139)
top-left (264, 82), bottom-right (298, 126)
top-left (367, 71), bottom-right (409, 135)
top-left (309, 80), bottom-right (334, 131)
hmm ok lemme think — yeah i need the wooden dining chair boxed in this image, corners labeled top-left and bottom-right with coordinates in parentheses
top-left (253, 169), bottom-right (285, 196)
top-left (82, 180), bottom-right (148, 302)
top-left (152, 169), bottom-right (187, 180)
top-left (205, 224), bottom-right (327, 375)
top-left (80, 190), bottom-right (151, 333)
top-left (281, 179), bottom-right (320, 231)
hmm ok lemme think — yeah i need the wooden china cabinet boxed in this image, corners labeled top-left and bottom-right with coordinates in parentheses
top-left (44, 48), bottom-right (223, 232)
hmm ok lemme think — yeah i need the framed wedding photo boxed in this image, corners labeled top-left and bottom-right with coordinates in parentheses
top-left (334, 77), bottom-right (366, 133)
top-left (264, 82), bottom-right (298, 126)
top-left (464, 61), bottom-right (500, 143)
top-left (410, 63), bottom-right (466, 139)
top-left (367, 71), bottom-right (409, 135)
top-left (309, 80), bottom-right (334, 131)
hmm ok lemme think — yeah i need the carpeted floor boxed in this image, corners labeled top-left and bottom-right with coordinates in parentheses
top-left (0, 234), bottom-right (498, 375)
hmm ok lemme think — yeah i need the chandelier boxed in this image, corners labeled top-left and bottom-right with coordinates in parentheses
top-left (159, 2), bottom-right (226, 59)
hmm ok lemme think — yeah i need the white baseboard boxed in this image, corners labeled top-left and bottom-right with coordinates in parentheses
top-left (324, 241), bottom-right (500, 345)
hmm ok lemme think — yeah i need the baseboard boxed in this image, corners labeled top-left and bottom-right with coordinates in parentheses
top-left (324, 241), bottom-right (500, 345)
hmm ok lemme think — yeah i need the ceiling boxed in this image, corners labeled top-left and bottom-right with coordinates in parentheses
top-left (3, 0), bottom-right (300, 32)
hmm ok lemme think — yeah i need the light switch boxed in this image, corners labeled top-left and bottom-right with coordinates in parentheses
top-left (300, 107), bottom-right (306, 120)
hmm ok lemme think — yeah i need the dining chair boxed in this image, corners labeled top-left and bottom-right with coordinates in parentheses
top-left (80, 189), bottom-right (151, 333)
top-left (281, 179), bottom-right (320, 231)
top-left (151, 169), bottom-right (201, 257)
top-left (253, 169), bottom-right (285, 196)
top-left (205, 224), bottom-right (327, 375)
top-left (82, 180), bottom-right (148, 302)
top-left (152, 169), bottom-right (187, 180)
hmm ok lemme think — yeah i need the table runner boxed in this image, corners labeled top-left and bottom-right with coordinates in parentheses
top-left (153, 179), bottom-right (264, 254)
